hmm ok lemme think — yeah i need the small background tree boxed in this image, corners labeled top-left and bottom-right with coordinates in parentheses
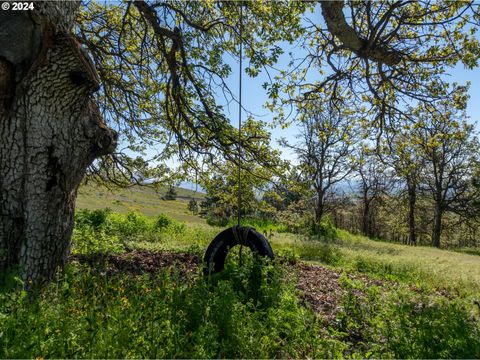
top-left (162, 186), bottom-right (178, 201)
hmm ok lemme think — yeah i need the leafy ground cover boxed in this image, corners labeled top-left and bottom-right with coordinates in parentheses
top-left (1, 200), bottom-right (480, 358)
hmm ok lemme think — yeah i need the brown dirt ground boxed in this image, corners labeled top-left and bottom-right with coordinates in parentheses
top-left (73, 250), bottom-right (199, 278)
top-left (294, 263), bottom-right (388, 321)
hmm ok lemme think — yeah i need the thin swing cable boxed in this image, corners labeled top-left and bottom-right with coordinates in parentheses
top-left (237, 3), bottom-right (243, 227)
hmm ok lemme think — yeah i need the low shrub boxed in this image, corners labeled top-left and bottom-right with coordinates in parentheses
top-left (154, 213), bottom-right (174, 230)
top-left (75, 208), bottom-right (112, 230)
top-left (306, 216), bottom-right (338, 239)
top-left (71, 228), bottom-right (124, 255)
top-left (187, 198), bottom-right (199, 214)
top-left (206, 216), bottom-right (289, 235)
top-left (108, 211), bottom-right (150, 237)
top-left (206, 214), bottom-right (230, 227)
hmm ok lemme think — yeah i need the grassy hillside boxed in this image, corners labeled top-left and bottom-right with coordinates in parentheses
top-left (273, 230), bottom-right (480, 296)
top-left (77, 184), bottom-right (480, 295)
top-left (77, 183), bottom-right (205, 224)
top-left (5, 185), bottom-right (476, 357)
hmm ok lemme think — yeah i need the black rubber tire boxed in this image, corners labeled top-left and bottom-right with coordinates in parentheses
top-left (203, 226), bottom-right (274, 275)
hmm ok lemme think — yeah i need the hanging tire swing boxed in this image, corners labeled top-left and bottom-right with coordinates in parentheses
top-left (203, 4), bottom-right (274, 275)
top-left (203, 225), bottom-right (274, 275)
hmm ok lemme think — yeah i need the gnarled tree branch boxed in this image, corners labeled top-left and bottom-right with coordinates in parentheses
top-left (320, 0), bottom-right (402, 66)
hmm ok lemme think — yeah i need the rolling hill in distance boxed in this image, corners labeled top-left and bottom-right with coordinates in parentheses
top-left (77, 183), bottom-right (206, 224)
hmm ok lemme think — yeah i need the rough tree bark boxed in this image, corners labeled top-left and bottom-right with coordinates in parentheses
top-left (407, 180), bottom-right (417, 245)
top-left (320, 0), bottom-right (402, 66)
top-left (314, 189), bottom-right (325, 223)
top-left (432, 195), bottom-right (443, 248)
top-left (362, 195), bottom-right (371, 237)
top-left (0, 2), bottom-right (116, 285)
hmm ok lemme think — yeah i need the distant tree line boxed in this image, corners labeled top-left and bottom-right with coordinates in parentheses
top-left (201, 92), bottom-right (480, 248)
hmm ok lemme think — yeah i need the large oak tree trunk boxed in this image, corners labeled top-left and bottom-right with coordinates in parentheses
top-left (314, 190), bottom-right (325, 223)
top-left (362, 194), bottom-right (371, 237)
top-left (432, 200), bottom-right (443, 248)
top-left (407, 183), bottom-right (417, 245)
top-left (0, 3), bottom-right (116, 285)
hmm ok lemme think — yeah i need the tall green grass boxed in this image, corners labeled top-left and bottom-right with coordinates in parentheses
top-left (334, 276), bottom-right (480, 358)
top-left (0, 261), bottom-right (340, 358)
top-left (1, 209), bottom-right (480, 358)
top-left (272, 229), bottom-right (480, 296)
top-left (1, 261), bottom-right (479, 358)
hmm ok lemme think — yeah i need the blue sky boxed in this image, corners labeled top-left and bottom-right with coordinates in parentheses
top-left (180, 44), bottom-right (480, 191)
top-left (216, 48), bottom-right (480, 164)
top-left (212, 3), bottom-right (480, 167)
top-left (447, 63), bottom-right (480, 126)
